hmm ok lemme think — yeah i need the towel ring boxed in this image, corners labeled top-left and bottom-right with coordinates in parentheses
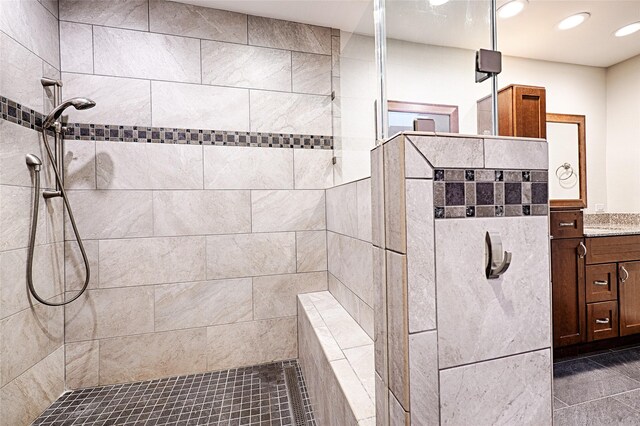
top-left (555, 163), bottom-right (575, 181)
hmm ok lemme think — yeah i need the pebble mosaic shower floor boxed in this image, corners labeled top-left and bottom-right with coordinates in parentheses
top-left (32, 360), bottom-right (315, 426)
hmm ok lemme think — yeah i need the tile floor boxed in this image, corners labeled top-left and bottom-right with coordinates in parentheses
top-left (554, 345), bottom-right (640, 425)
top-left (32, 360), bottom-right (315, 426)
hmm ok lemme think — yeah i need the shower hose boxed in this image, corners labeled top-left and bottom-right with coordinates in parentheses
top-left (26, 128), bottom-right (90, 306)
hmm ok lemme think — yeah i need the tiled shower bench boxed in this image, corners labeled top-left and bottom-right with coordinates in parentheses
top-left (298, 292), bottom-right (375, 426)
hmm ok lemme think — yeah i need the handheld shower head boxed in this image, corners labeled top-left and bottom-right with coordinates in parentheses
top-left (43, 97), bottom-right (96, 129)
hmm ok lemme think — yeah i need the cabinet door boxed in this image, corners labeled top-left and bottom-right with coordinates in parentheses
top-left (514, 86), bottom-right (547, 139)
top-left (552, 238), bottom-right (586, 347)
top-left (619, 261), bottom-right (640, 336)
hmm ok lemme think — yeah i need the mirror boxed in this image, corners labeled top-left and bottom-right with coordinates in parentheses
top-left (547, 113), bottom-right (587, 209)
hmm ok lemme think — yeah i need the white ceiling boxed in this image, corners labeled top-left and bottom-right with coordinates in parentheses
top-left (177, 0), bottom-right (640, 67)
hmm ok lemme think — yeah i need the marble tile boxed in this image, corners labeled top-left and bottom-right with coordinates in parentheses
top-left (39, 0), bottom-right (58, 17)
top-left (436, 217), bottom-right (551, 369)
top-left (62, 73), bottom-right (152, 126)
top-left (613, 388), bottom-right (640, 411)
top-left (327, 231), bottom-right (373, 306)
top-left (248, 15), bottom-right (331, 55)
top-left (93, 26), bottom-right (200, 83)
top-left (373, 246), bottom-right (387, 378)
top-left (41, 62), bottom-right (60, 114)
top-left (65, 340), bottom-right (99, 389)
top-left (407, 135), bottom-right (484, 169)
top-left (0, 0), bottom-right (60, 68)
top-left (152, 81), bottom-right (249, 130)
top-left (326, 182), bottom-right (358, 237)
top-left (0, 119), bottom-right (55, 189)
top-left (65, 286), bottom-right (154, 342)
top-left (328, 273), bottom-right (361, 327)
top-left (0, 185), bottom-right (47, 251)
top-left (0, 243), bottom-right (64, 319)
top-left (358, 299), bottom-right (374, 339)
top-left (554, 397), bottom-right (640, 426)
top-left (298, 294), bottom-right (344, 362)
top-left (206, 232), bottom-right (296, 279)
top-left (206, 317), bottom-right (297, 371)
top-left (386, 250), bottom-right (409, 411)
top-left (440, 349), bottom-right (552, 425)
top-left (202, 41), bottom-right (291, 91)
top-left (294, 148), bottom-right (334, 189)
top-left (0, 347), bottom-right (64, 426)
top-left (204, 146), bottom-right (293, 190)
top-left (292, 52), bottom-right (332, 95)
top-left (60, 0), bottom-right (149, 30)
top-left (0, 32), bottom-right (44, 111)
top-left (405, 140), bottom-right (433, 178)
top-left (311, 291), bottom-right (372, 350)
top-left (0, 299), bottom-right (63, 387)
top-left (406, 179), bottom-right (436, 333)
top-left (409, 331), bottom-right (438, 426)
top-left (254, 272), bottom-right (327, 319)
top-left (357, 178), bottom-right (372, 242)
top-left (388, 391), bottom-right (410, 426)
top-left (64, 139), bottom-right (96, 190)
top-left (149, 0), bottom-right (247, 43)
top-left (252, 190), bottom-right (326, 232)
top-left (96, 141), bottom-right (203, 189)
top-left (64, 190), bottom-right (153, 240)
top-left (484, 138), bottom-right (548, 170)
top-left (331, 358), bottom-right (375, 421)
top-left (343, 344), bottom-right (375, 401)
top-left (99, 328), bottom-right (207, 385)
top-left (553, 357), bottom-right (640, 405)
top-left (153, 190), bottom-right (250, 236)
top-left (383, 138), bottom-right (407, 254)
top-left (250, 90), bottom-right (332, 135)
top-left (59, 21), bottom-right (93, 73)
top-left (99, 236), bottom-right (206, 288)
top-left (64, 240), bottom-right (98, 292)
top-left (590, 347), bottom-right (640, 381)
top-left (554, 397), bottom-right (568, 410)
top-left (371, 145), bottom-right (385, 248)
top-left (154, 278), bottom-right (253, 331)
top-left (296, 230), bottom-right (328, 272)
top-left (376, 372), bottom-right (389, 426)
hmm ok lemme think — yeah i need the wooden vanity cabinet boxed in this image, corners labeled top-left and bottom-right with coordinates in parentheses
top-left (551, 238), bottom-right (586, 347)
top-left (477, 84), bottom-right (547, 138)
top-left (619, 261), bottom-right (640, 336)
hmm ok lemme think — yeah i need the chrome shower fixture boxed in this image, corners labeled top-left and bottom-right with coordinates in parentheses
top-left (42, 97), bottom-right (96, 129)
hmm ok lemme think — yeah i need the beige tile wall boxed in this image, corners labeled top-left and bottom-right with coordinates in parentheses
top-left (0, 1), bottom-right (63, 424)
top-left (326, 178), bottom-right (374, 338)
top-left (63, 140), bottom-right (333, 388)
top-left (58, 0), bottom-right (337, 135)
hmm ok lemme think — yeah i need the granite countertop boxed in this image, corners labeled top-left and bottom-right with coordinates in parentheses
top-left (583, 226), bottom-right (640, 237)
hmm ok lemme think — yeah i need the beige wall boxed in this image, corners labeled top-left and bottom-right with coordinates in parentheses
top-left (606, 54), bottom-right (640, 212)
top-left (0, 1), bottom-right (64, 425)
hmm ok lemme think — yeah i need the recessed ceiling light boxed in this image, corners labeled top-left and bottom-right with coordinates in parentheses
top-left (557, 12), bottom-right (591, 30)
top-left (429, 0), bottom-right (450, 6)
top-left (498, 0), bottom-right (527, 19)
top-left (615, 21), bottom-right (640, 37)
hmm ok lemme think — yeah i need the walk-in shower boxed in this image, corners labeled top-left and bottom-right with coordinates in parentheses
top-left (25, 78), bottom-right (95, 306)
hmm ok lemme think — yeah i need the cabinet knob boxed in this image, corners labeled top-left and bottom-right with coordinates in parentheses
top-left (595, 318), bottom-right (610, 325)
top-left (620, 265), bottom-right (630, 283)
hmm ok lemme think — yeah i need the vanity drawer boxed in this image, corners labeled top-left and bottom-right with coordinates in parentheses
top-left (550, 210), bottom-right (583, 239)
top-left (587, 301), bottom-right (619, 342)
top-left (586, 235), bottom-right (640, 264)
top-left (585, 264), bottom-right (618, 303)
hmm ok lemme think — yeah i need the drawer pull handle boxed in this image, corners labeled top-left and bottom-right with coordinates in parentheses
top-left (559, 222), bottom-right (576, 227)
top-left (621, 265), bottom-right (630, 283)
top-left (578, 242), bottom-right (587, 258)
top-left (593, 280), bottom-right (609, 286)
top-left (595, 318), bottom-right (610, 325)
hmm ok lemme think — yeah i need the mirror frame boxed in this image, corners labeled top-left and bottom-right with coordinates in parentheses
top-left (547, 113), bottom-right (587, 209)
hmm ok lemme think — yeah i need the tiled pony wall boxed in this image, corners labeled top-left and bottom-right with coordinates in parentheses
top-left (0, 1), bottom-right (342, 424)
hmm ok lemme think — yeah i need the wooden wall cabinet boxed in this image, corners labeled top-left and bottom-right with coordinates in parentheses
top-left (477, 84), bottom-right (547, 139)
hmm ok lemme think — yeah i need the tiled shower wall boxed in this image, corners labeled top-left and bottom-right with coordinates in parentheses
top-left (326, 178), bottom-right (374, 338)
top-left (57, 0), bottom-right (337, 390)
top-left (0, 1), bottom-right (64, 425)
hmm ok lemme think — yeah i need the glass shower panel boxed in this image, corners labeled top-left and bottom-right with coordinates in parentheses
top-left (380, 0), bottom-right (494, 137)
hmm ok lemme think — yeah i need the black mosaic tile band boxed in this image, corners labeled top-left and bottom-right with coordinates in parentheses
top-left (1, 95), bottom-right (333, 150)
top-left (434, 168), bottom-right (549, 219)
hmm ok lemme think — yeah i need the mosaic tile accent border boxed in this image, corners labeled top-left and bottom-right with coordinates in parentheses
top-left (434, 168), bottom-right (549, 219)
top-left (1, 95), bottom-right (333, 149)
